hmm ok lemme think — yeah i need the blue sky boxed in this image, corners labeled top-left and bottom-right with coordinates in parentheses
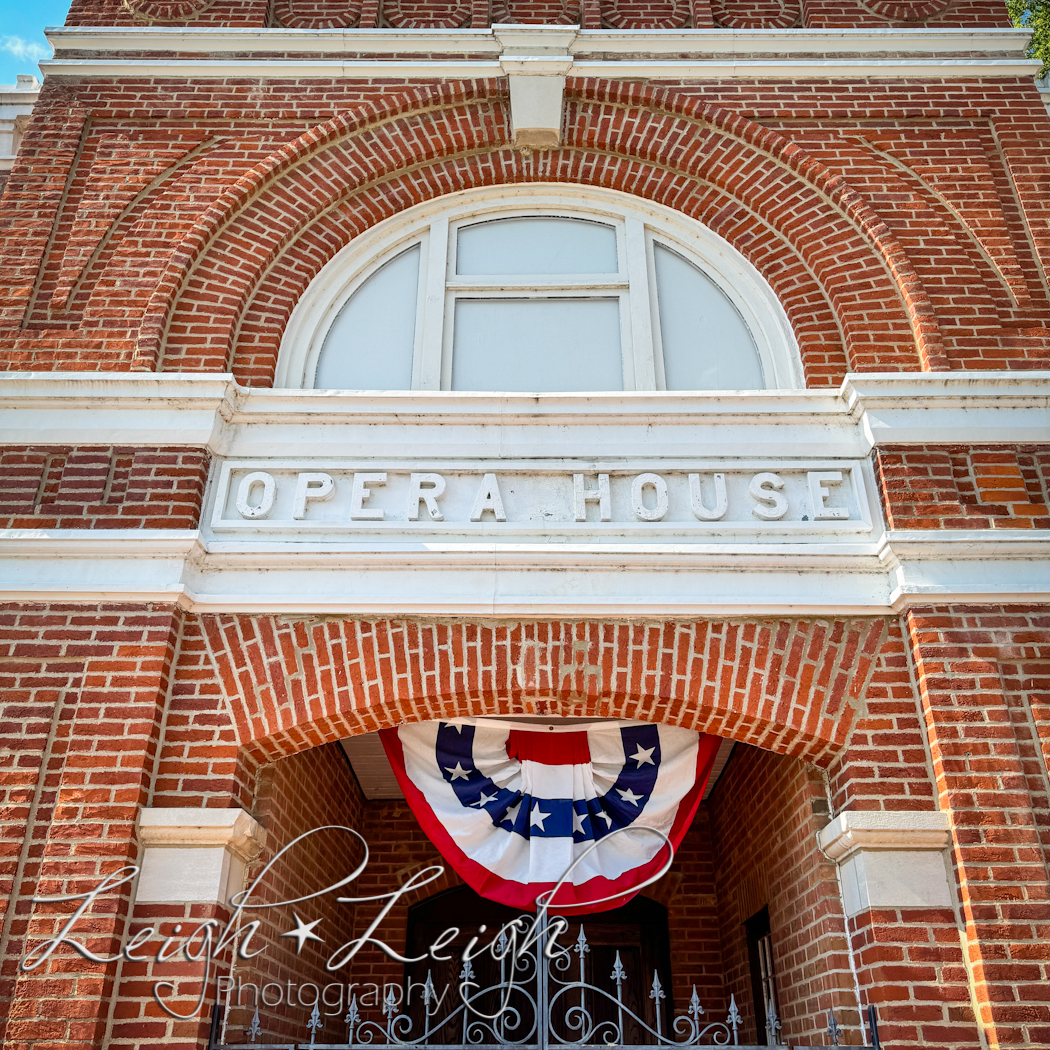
top-left (0, 0), bottom-right (70, 86)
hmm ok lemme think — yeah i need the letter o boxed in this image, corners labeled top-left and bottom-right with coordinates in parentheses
top-left (236, 471), bottom-right (276, 519)
top-left (261, 982), bottom-right (283, 1007)
top-left (631, 473), bottom-right (668, 522)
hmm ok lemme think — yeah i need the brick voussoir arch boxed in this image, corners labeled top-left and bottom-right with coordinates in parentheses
top-left (568, 80), bottom-right (947, 371)
top-left (131, 79), bottom-right (503, 371)
top-left (197, 614), bottom-right (890, 767)
top-left (140, 78), bottom-right (945, 379)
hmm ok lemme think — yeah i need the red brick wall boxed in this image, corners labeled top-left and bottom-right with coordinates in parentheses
top-left (220, 742), bottom-right (369, 1044)
top-left (906, 605), bottom-right (1050, 1050)
top-left (0, 602), bottom-right (182, 1050)
top-left (876, 444), bottom-right (1050, 530)
top-left (2, 74), bottom-right (1047, 381)
top-left (708, 744), bottom-right (863, 1047)
top-left (0, 446), bottom-right (210, 529)
top-left (3, 603), bottom-right (1047, 1047)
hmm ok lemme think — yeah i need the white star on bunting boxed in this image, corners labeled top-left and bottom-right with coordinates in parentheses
top-left (530, 805), bottom-right (550, 831)
top-left (572, 810), bottom-right (588, 834)
top-left (444, 762), bottom-right (471, 781)
top-left (629, 744), bottom-right (656, 767)
top-left (503, 801), bottom-right (521, 826)
top-left (473, 791), bottom-right (497, 807)
top-left (617, 787), bottom-right (643, 806)
top-left (597, 809), bottom-right (613, 827)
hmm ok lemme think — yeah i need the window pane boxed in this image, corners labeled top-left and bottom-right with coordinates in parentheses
top-left (654, 244), bottom-right (765, 390)
top-left (456, 217), bottom-right (618, 276)
top-left (451, 298), bottom-right (623, 392)
top-left (314, 245), bottom-right (420, 389)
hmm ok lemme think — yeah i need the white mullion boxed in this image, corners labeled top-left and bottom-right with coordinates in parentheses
top-left (645, 232), bottom-right (668, 390)
top-left (624, 216), bottom-right (656, 391)
top-left (416, 217), bottom-right (449, 391)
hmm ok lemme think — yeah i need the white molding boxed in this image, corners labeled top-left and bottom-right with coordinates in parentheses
top-left (136, 807), bottom-right (266, 905)
top-left (818, 809), bottom-right (951, 862)
top-left (40, 24), bottom-right (1041, 81)
top-left (0, 528), bottom-right (1049, 614)
top-left (38, 57), bottom-right (1042, 81)
top-left (819, 809), bottom-right (953, 917)
top-left (138, 806), bottom-right (266, 861)
top-left (45, 25), bottom-right (1033, 57)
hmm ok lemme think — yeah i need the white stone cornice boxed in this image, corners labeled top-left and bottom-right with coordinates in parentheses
top-left (45, 25), bottom-right (1033, 57)
top-left (818, 810), bottom-right (952, 862)
top-left (38, 56), bottom-right (1041, 81)
top-left (1, 528), bottom-right (1049, 614)
top-left (40, 25), bottom-right (1041, 81)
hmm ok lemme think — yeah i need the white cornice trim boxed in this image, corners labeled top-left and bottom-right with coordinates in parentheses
top-left (40, 24), bottom-right (1040, 81)
top-left (45, 26), bottom-right (1033, 56)
top-left (2, 372), bottom-right (1050, 449)
top-left (38, 56), bottom-right (1041, 80)
top-left (0, 529), bottom-right (1048, 614)
top-left (818, 810), bottom-right (951, 862)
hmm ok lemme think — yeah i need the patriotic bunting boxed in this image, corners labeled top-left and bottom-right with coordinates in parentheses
top-left (380, 719), bottom-right (720, 914)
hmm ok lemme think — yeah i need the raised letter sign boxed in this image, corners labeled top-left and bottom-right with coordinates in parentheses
top-left (292, 472), bottom-right (334, 520)
top-left (631, 473), bottom-right (668, 522)
top-left (470, 474), bottom-right (507, 522)
top-left (350, 472), bottom-right (386, 520)
top-left (236, 472), bottom-right (276, 519)
top-left (407, 473), bottom-right (446, 521)
top-left (808, 471), bottom-right (848, 520)
top-left (573, 473), bottom-right (611, 522)
top-left (749, 472), bottom-right (788, 520)
top-left (688, 473), bottom-right (727, 521)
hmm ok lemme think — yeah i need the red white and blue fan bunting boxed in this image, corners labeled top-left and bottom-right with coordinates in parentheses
top-left (381, 720), bottom-right (720, 913)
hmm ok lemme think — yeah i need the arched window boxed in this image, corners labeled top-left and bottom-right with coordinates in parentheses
top-left (277, 187), bottom-right (801, 392)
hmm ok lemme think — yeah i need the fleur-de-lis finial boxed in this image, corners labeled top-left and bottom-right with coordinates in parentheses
top-left (610, 951), bottom-right (627, 984)
top-left (649, 971), bottom-right (665, 1003)
top-left (423, 970), bottom-right (437, 1007)
top-left (345, 993), bottom-right (360, 1040)
top-left (248, 1007), bottom-right (261, 1044)
top-left (727, 994), bottom-right (742, 1042)
top-left (460, 956), bottom-right (475, 982)
top-left (307, 1003), bottom-right (322, 1047)
top-left (574, 926), bottom-right (590, 955)
top-left (688, 986), bottom-right (704, 1022)
top-left (827, 1011), bottom-right (840, 1046)
top-left (383, 984), bottom-right (399, 1018)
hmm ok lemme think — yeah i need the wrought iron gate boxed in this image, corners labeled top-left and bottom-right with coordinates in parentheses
top-left (208, 915), bottom-right (881, 1050)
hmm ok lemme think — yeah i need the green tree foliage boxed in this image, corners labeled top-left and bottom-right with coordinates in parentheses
top-left (1007, 0), bottom-right (1050, 75)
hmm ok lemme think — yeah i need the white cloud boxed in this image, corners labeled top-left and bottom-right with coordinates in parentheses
top-left (0, 36), bottom-right (51, 63)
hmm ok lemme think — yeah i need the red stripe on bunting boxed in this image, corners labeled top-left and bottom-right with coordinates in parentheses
top-left (505, 729), bottom-right (591, 765)
top-left (380, 725), bottom-right (721, 915)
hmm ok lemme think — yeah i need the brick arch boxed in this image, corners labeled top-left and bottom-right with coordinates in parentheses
top-left (137, 80), bottom-right (946, 381)
top-left (196, 614), bottom-right (889, 768)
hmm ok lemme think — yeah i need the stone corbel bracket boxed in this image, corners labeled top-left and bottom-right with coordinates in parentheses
top-left (817, 809), bottom-right (953, 918)
top-left (136, 807), bottom-right (267, 906)
top-left (495, 24), bottom-right (578, 149)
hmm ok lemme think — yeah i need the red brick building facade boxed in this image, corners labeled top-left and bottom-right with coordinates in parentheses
top-left (0, 1), bottom-right (1048, 1049)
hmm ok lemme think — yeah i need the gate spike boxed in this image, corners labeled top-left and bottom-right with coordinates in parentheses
top-left (610, 951), bottom-right (626, 984)
top-left (726, 995), bottom-right (741, 1045)
top-left (827, 1010), bottom-right (840, 1046)
top-left (574, 925), bottom-right (590, 955)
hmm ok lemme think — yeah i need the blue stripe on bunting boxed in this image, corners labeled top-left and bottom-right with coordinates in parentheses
top-left (434, 722), bottom-right (661, 842)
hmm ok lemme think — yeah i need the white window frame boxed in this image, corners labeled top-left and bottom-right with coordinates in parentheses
top-left (276, 185), bottom-right (803, 391)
